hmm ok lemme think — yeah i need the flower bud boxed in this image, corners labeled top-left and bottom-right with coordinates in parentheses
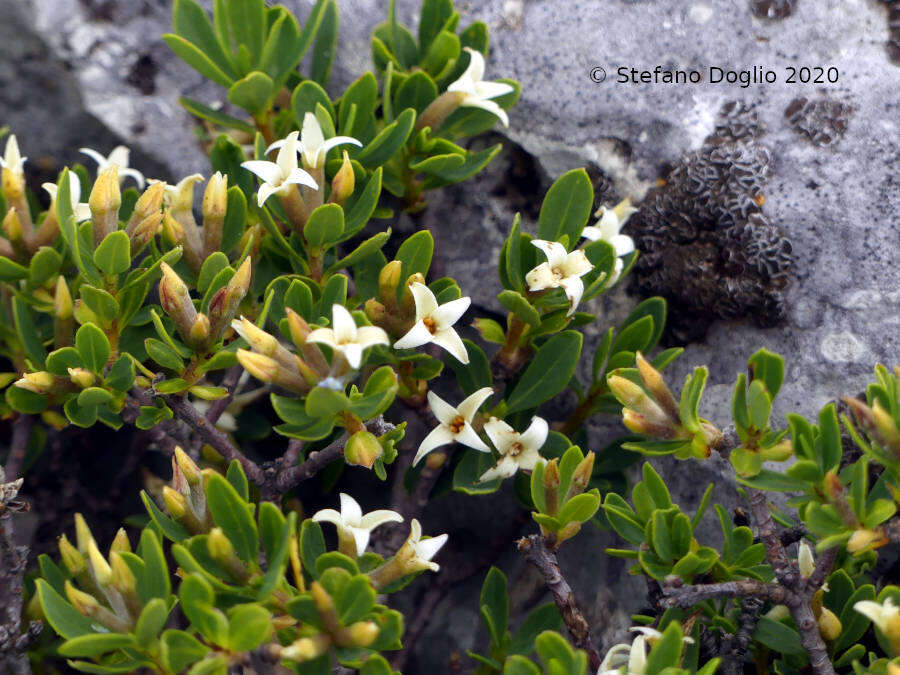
top-left (188, 313), bottom-right (211, 348)
top-left (347, 620), bottom-right (379, 647)
top-left (280, 635), bottom-right (330, 661)
top-left (847, 528), bottom-right (888, 554)
top-left (344, 430), bottom-right (383, 469)
top-left (635, 352), bottom-right (679, 421)
top-left (127, 181), bottom-right (165, 234)
top-left (14, 371), bottom-right (55, 394)
top-left (65, 581), bottom-right (98, 615)
top-left (89, 165), bottom-right (121, 244)
top-left (129, 211), bottom-right (163, 254)
top-left (798, 541), bottom-right (815, 578)
top-left (109, 551), bottom-right (136, 593)
top-left (364, 298), bottom-right (385, 325)
top-left (401, 273), bottom-right (426, 316)
top-left (110, 528), bottom-right (131, 554)
top-left (59, 534), bottom-right (86, 575)
top-left (543, 459), bottom-right (560, 516)
top-left (608, 374), bottom-right (648, 407)
top-left (565, 452), bottom-right (595, 502)
top-left (329, 151), bottom-right (355, 205)
top-left (208, 257), bottom-right (252, 341)
top-left (202, 171), bottom-right (228, 256)
top-left (818, 607), bottom-right (842, 641)
top-left (378, 261), bottom-right (402, 305)
top-left (67, 368), bottom-right (95, 389)
top-left (236, 349), bottom-right (280, 384)
top-left (285, 307), bottom-right (312, 348)
top-left (174, 446), bottom-right (202, 487)
top-left (162, 485), bottom-right (188, 519)
top-left (2, 207), bottom-right (23, 243)
top-left (87, 539), bottom-right (112, 586)
top-left (74, 513), bottom-right (94, 553)
top-left (159, 262), bottom-right (197, 337)
top-left (54, 276), bottom-right (74, 320)
top-left (207, 527), bottom-right (234, 561)
top-left (873, 401), bottom-right (900, 455)
top-left (622, 409), bottom-right (677, 438)
top-left (310, 581), bottom-right (335, 614)
top-left (161, 212), bottom-right (185, 247)
top-left (232, 317), bottom-right (279, 356)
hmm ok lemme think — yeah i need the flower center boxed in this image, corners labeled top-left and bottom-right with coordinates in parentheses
top-left (509, 441), bottom-right (524, 457)
top-left (423, 317), bottom-right (438, 334)
top-left (550, 266), bottom-right (565, 282)
top-left (449, 415), bottom-right (466, 434)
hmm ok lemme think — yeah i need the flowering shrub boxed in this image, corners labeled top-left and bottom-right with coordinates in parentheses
top-left (0, 1), bottom-right (898, 674)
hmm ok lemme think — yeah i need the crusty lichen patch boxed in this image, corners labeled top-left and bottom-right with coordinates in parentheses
top-left (785, 97), bottom-right (852, 147)
top-left (750, 0), bottom-right (796, 20)
top-left (628, 102), bottom-right (793, 343)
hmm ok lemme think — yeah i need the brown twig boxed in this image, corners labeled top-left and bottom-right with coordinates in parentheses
top-left (3, 415), bottom-right (33, 482)
top-left (661, 579), bottom-right (785, 608)
top-left (518, 534), bottom-right (602, 671)
top-left (0, 512), bottom-right (39, 674)
top-left (720, 597), bottom-right (764, 675)
top-left (204, 365), bottom-right (244, 426)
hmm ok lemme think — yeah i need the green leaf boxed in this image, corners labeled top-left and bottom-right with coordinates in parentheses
top-left (0, 257), bottom-right (28, 282)
top-left (310, 0), bottom-right (338, 86)
top-left (227, 71), bottom-right (274, 115)
top-left (498, 290), bottom-right (540, 327)
top-left (747, 379), bottom-right (771, 430)
top-left (748, 348), bottom-right (785, 398)
top-left (291, 80), bottom-right (336, 125)
top-left (141, 491), bottom-right (190, 542)
top-left (503, 655), bottom-right (541, 675)
top-left (225, 0), bottom-right (265, 64)
top-left (679, 367), bottom-right (708, 433)
top-left (179, 96), bottom-right (255, 133)
top-left (343, 168), bottom-right (382, 238)
top-left (138, 528), bottom-right (171, 602)
top-left (506, 331), bottom-right (583, 413)
top-left (299, 520), bottom-right (326, 576)
top-left (135, 598), bottom-right (170, 648)
top-left (34, 579), bottom-right (96, 639)
top-left (396, 230), bottom-right (434, 283)
top-left (258, 8), bottom-right (302, 85)
top-left (163, 34), bottom-right (234, 88)
top-left (172, 0), bottom-right (236, 80)
top-left (752, 616), bottom-right (805, 655)
top-left (480, 567), bottom-right (509, 647)
top-left (327, 231), bottom-right (390, 274)
top-left (28, 246), bottom-right (62, 285)
top-left (76, 323), bottom-right (111, 373)
top-left (93, 231), bottom-right (131, 276)
top-left (205, 473), bottom-right (259, 563)
top-left (305, 387), bottom-right (350, 418)
top-left (394, 71), bottom-right (438, 114)
top-left (58, 633), bottom-right (137, 658)
top-left (304, 203), bottom-right (345, 248)
top-left (161, 630), bottom-right (208, 673)
top-left (227, 604), bottom-right (272, 651)
top-left (356, 108), bottom-right (416, 168)
top-left (446, 339), bottom-right (492, 395)
top-left (509, 604), bottom-right (562, 655)
top-left (80, 285), bottom-right (120, 326)
top-left (339, 72), bottom-right (378, 139)
top-left (12, 297), bottom-right (46, 367)
top-left (536, 169), bottom-right (593, 246)
top-left (557, 493), bottom-right (600, 524)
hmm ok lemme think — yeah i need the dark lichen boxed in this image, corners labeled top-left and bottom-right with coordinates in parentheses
top-left (886, 1), bottom-right (900, 64)
top-left (785, 96), bottom-right (852, 147)
top-left (628, 102), bottom-right (793, 343)
top-left (750, 0), bottom-right (796, 20)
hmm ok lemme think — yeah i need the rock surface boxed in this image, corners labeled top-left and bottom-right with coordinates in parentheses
top-left (3, 0), bottom-right (900, 668)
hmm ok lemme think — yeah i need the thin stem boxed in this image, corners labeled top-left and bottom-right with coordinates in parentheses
top-left (3, 414), bottom-right (33, 481)
top-left (518, 534), bottom-right (602, 671)
top-left (661, 579), bottom-right (785, 608)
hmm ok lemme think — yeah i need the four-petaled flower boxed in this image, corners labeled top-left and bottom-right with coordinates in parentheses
top-left (307, 304), bottom-right (390, 369)
top-left (1, 135), bottom-right (26, 177)
top-left (400, 518), bottom-right (448, 572)
top-left (447, 48), bottom-right (515, 127)
top-left (312, 493), bottom-right (403, 558)
top-left (525, 240), bottom-right (593, 316)
top-left (151, 174), bottom-right (202, 212)
top-left (479, 415), bottom-right (549, 482)
top-left (269, 113), bottom-right (361, 170)
top-left (43, 173), bottom-right (91, 222)
top-left (241, 131), bottom-right (318, 207)
top-left (394, 282), bottom-right (471, 363)
top-left (581, 198), bottom-right (637, 287)
top-left (80, 146), bottom-right (146, 188)
top-left (414, 387), bottom-right (493, 466)
top-left (854, 597), bottom-right (900, 638)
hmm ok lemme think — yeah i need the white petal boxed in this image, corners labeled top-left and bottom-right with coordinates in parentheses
top-left (414, 532), bottom-right (448, 563)
top-left (520, 416), bottom-right (549, 452)
top-left (283, 167), bottom-right (319, 190)
top-left (431, 327), bottom-right (469, 364)
top-left (79, 147), bottom-right (107, 167)
top-left (74, 204), bottom-right (93, 222)
top-left (68, 173), bottom-right (82, 203)
top-left (108, 146), bottom-right (131, 168)
top-left (426, 390), bottom-right (458, 425)
top-left (461, 97), bottom-right (509, 127)
top-left (348, 526), bottom-right (370, 557)
top-left (355, 325), bottom-right (390, 349)
top-left (42, 183), bottom-right (58, 201)
top-left (853, 600), bottom-right (887, 630)
top-left (525, 263), bottom-right (557, 291)
top-left (610, 234), bottom-right (635, 257)
top-left (301, 113), bottom-right (325, 159)
top-left (311, 508), bottom-right (344, 526)
top-left (562, 250), bottom-right (593, 277)
top-left (478, 456), bottom-right (519, 482)
top-left (339, 493), bottom-right (362, 525)
top-left (432, 296), bottom-right (470, 330)
top-left (628, 636), bottom-right (648, 674)
top-left (359, 509), bottom-right (404, 530)
top-left (413, 425), bottom-right (456, 465)
top-left (598, 643), bottom-right (632, 672)
top-left (532, 239), bottom-right (567, 268)
top-left (580, 225), bottom-right (602, 242)
top-left (330, 304), bottom-right (358, 344)
top-left (409, 519), bottom-right (423, 542)
top-left (461, 47), bottom-right (485, 83)
top-left (474, 81), bottom-right (515, 100)
top-left (409, 282), bottom-right (439, 321)
top-left (321, 136), bottom-right (363, 156)
top-left (120, 167), bottom-right (146, 189)
top-left (341, 343), bottom-right (363, 369)
top-left (276, 131), bottom-right (300, 177)
top-left (393, 321), bottom-right (434, 350)
top-left (256, 182), bottom-right (278, 207)
top-left (629, 627), bottom-right (663, 639)
top-left (457, 387), bottom-right (493, 421)
top-left (597, 209), bottom-right (620, 239)
top-left (241, 160), bottom-right (283, 185)
top-left (559, 275), bottom-right (585, 317)
top-left (514, 447), bottom-right (543, 472)
top-left (484, 417), bottom-right (516, 453)
top-left (455, 423), bottom-right (491, 453)
top-left (307, 328), bottom-right (338, 349)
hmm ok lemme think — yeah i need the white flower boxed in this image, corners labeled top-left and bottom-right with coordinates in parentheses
top-left (307, 304), bottom-right (390, 369)
top-left (479, 416), bottom-right (548, 482)
top-left (268, 113), bottom-right (361, 170)
top-left (0, 135), bottom-right (26, 177)
top-left (598, 627), bottom-right (693, 675)
top-left (582, 198), bottom-right (637, 256)
top-left (43, 173), bottom-right (91, 222)
top-left (402, 518), bottom-right (448, 572)
top-left (151, 174), bottom-right (202, 212)
top-left (525, 240), bottom-right (593, 316)
top-left (312, 493), bottom-right (403, 557)
top-left (241, 131), bottom-right (318, 207)
top-left (447, 48), bottom-right (515, 127)
top-left (80, 145), bottom-right (146, 188)
top-left (414, 387), bottom-right (493, 466)
top-left (393, 282), bottom-right (471, 364)
top-left (854, 597), bottom-right (900, 635)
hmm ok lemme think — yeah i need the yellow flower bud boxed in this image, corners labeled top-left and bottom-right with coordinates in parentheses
top-left (847, 528), bottom-right (888, 554)
top-left (202, 171), bottom-right (228, 255)
top-left (189, 313), bottom-right (211, 347)
top-left (110, 551), bottom-right (136, 593)
top-left (128, 181), bottom-right (165, 231)
top-left (818, 607), bottom-right (842, 641)
top-left (65, 581), bottom-right (98, 615)
top-left (873, 401), bottom-right (900, 454)
top-left (74, 513), bottom-right (94, 553)
top-left (236, 349), bottom-right (280, 384)
top-left (329, 151), bottom-right (355, 205)
top-left (635, 352), bottom-right (679, 421)
top-left (310, 581), bottom-right (334, 614)
top-left (58, 534), bottom-right (85, 575)
top-left (174, 446), bottom-right (202, 487)
top-left (207, 527), bottom-right (234, 561)
top-left (54, 277), bottom-right (74, 320)
top-left (14, 371), bottom-right (55, 394)
top-left (232, 317), bottom-right (279, 355)
top-left (344, 430), bottom-right (383, 469)
top-left (67, 368), bottom-right (95, 389)
top-left (87, 539), bottom-right (113, 586)
top-left (280, 635), bottom-right (330, 661)
top-left (2, 207), bottom-right (23, 243)
top-left (110, 528), bottom-right (131, 554)
top-left (347, 620), bottom-right (379, 647)
top-left (89, 165), bottom-right (121, 243)
top-left (162, 485), bottom-right (188, 519)
top-left (543, 459), bottom-right (560, 516)
top-left (378, 260), bottom-right (402, 304)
